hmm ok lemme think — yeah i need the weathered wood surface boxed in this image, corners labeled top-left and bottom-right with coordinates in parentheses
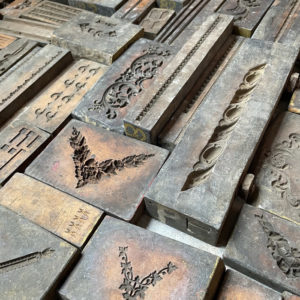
top-left (0, 0), bottom-right (41, 18)
top-left (20, 59), bottom-right (108, 134)
top-left (60, 216), bottom-right (224, 299)
top-left (25, 119), bottom-right (169, 222)
top-left (144, 39), bottom-right (298, 245)
top-left (0, 205), bottom-right (78, 299)
top-left (157, 0), bottom-right (190, 12)
top-left (0, 44), bottom-right (72, 126)
top-left (124, 14), bottom-right (233, 144)
top-left (289, 89), bottom-right (300, 114)
top-left (0, 173), bottom-right (103, 248)
top-left (224, 204), bottom-right (300, 296)
top-left (51, 11), bottom-right (143, 65)
top-left (0, 33), bottom-right (16, 49)
top-left (73, 39), bottom-right (173, 134)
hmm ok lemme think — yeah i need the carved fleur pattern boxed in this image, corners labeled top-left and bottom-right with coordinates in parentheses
top-left (69, 127), bottom-right (154, 188)
top-left (88, 46), bottom-right (170, 119)
top-left (255, 214), bottom-right (300, 278)
top-left (226, 0), bottom-right (260, 21)
top-left (119, 247), bottom-right (177, 299)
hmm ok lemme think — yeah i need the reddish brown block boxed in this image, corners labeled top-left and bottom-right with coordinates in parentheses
top-left (0, 120), bottom-right (49, 186)
top-left (0, 33), bottom-right (16, 49)
top-left (25, 119), bottom-right (169, 222)
top-left (59, 216), bottom-right (224, 300)
top-left (0, 173), bottom-right (103, 248)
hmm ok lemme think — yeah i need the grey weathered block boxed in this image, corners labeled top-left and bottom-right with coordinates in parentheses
top-left (124, 14), bottom-right (233, 144)
top-left (72, 39), bottom-right (173, 134)
top-left (51, 11), bottom-right (143, 64)
top-left (0, 44), bottom-right (72, 126)
top-left (252, 112), bottom-right (300, 225)
top-left (144, 39), bottom-right (298, 245)
top-left (0, 205), bottom-right (78, 299)
top-left (0, 0), bottom-right (41, 18)
top-left (59, 216), bottom-right (224, 299)
top-left (157, 0), bottom-right (190, 12)
top-left (224, 204), bottom-right (300, 296)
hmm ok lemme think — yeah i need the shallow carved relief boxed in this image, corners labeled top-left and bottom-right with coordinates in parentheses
top-left (255, 214), bottom-right (300, 278)
top-left (181, 64), bottom-right (266, 191)
top-left (119, 246), bottom-right (177, 299)
top-left (65, 208), bottom-right (90, 237)
top-left (79, 23), bottom-right (117, 38)
top-left (225, 0), bottom-right (261, 20)
top-left (69, 127), bottom-right (154, 188)
top-left (88, 46), bottom-right (170, 119)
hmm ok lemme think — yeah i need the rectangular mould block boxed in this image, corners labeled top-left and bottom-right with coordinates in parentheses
top-left (144, 39), bottom-right (298, 245)
top-left (20, 0), bottom-right (84, 26)
top-left (0, 33), bottom-right (16, 49)
top-left (0, 44), bottom-right (72, 126)
top-left (0, 38), bottom-right (38, 76)
top-left (158, 35), bottom-right (244, 151)
top-left (67, 0), bottom-right (127, 16)
top-left (0, 205), bottom-right (78, 299)
top-left (0, 120), bottom-right (49, 186)
top-left (251, 112), bottom-right (300, 225)
top-left (113, 0), bottom-right (156, 24)
top-left (223, 204), bottom-right (300, 296)
top-left (0, 0), bottom-right (42, 18)
top-left (51, 11), bottom-right (143, 65)
top-left (157, 0), bottom-right (190, 12)
top-left (20, 59), bottom-right (108, 134)
top-left (123, 14), bottom-right (233, 144)
top-left (217, 0), bottom-right (274, 37)
top-left (25, 119), bottom-right (169, 222)
top-left (289, 89), bottom-right (300, 114)
top-left (72, 38), bottom-right (173, 134)
top-left (140, 8), bottom-right (175, 39)
top-left (59, 216), bottom-right (224, 300)
top-left (0, 173), bottom-right (103, 248)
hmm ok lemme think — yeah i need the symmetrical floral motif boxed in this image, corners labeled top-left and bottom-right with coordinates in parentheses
top-left (181, 64), bottom-right (266, 191)
top-left (119, 246), bottom-right (177, 299)
top-left (255, 214), bottom-right (300, 278)
top-left (69, 127), bottom-right (154, 188)
top-left (225, 0), bottom-right (260, 20)
top-left (88, 46), bottom-right (170, 119)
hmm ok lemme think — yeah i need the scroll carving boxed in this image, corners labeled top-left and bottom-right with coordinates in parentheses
top-left (255, 214), bottom-right (300, 278)
top-left (225, 0), bottom-right (260, 20)
top-left (88, 46), bottom-right (170, 119)
top-left (182, 64), bottom-right (266, 191)
top-left (119, 246), bottom-right (177, 299)
top-left (69, 127), bottom-right (154, 188)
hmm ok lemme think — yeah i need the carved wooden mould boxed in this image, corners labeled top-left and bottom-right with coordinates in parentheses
top-left (0, 33), bottom-right (16, 49)
top-left (144, 39), bottom-right (298, 245)
top-left (59, 216), bottom-right (224, 299)
top-left (0, 0), bottom-right (41, 18)
top-left (289, 89), bottom-right (300, 115)
top-left (25, 119), bottom-right (168, 222)
top-left (157, 0), bottom-right (189, 12)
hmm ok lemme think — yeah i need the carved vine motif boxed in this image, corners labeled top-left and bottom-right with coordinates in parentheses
top-left (79, 23), bottom-right (117, 38)
top-left (260, 133), bottom-right (300, 210)
top-left (0, 248), bottom-right (54, 274)
top-left (255, 214), bottom-right (300, 278)
top-left (119, 246), bottom-right (177, 299)
top-left (181, 64), bottom-right (266, 191)
top-left (69, 127), bottom-right (154, 188)
top-left (88, 46), bottom-right (170, 119)
top-left (225, 0), bottom-right (260, 21)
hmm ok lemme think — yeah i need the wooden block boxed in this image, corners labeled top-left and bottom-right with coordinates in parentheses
top-left (51, 11), bottom-right (143, 65)
top-left (0, 205), bottom-right (78, 299)
top-left (0, 0), bottom-right (41, 18)
top-left (157, 0), bottom-right (190, 12)
top-left (20, 59), bottom-right (108, 134)
top-left (224, 204), bottom-right (300, 296)
top-left (252, 0), bottom-right (300, 53)
top-left (283, 292), bottom-right (300, 300)
top-left (0, 16), bottom-right (59, 42)
top-left (140, 8), bottom-right (175, 39)
top-left (158, 35), bottom-right (244, 150)
top-left (113, 0), bottom-right (156, 24)
top-left (0, 120), bottom-right (49, 186)
top-left (59, 216), bottom-right (224, 299)
top-left (252, 112), bottom-right (300, 225)
top-left (0, 38), bottom-right (38, 76)
top-left (217, 0), bottom-right (274, 37)
top-left (20, 0), bottom-right (83, 26)
top-left (73, 39), bottom-right (173, 134)
top-left (0, 33), bottom-right (16, 49)
top-left (68, 0), bottom-right (127, 16)
top-left (216, 269), bottom-right (282, 299)
top-left (25, 119), bottom-right (169, 222)
top-left (124, 14), bottom-right (233, 144)
top-left (289, 89), bottom-right (300, 114)
top-left (0, 173), bottom-right (103, 248)
top-left (0, 44), bottom-right (72, 126)
top-left (144, 39), bottom-right (298, 245)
